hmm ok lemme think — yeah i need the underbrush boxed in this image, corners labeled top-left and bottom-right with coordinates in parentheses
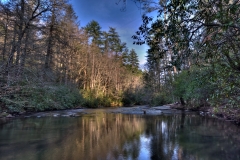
top-left (81, 90), bottom-right (122, 108)
top-left (0, 84), bottom-right (84, 113)
top-left (122, 88), bottom-right (147, 106)
top-left (150, 92), bottom-right (173, 106)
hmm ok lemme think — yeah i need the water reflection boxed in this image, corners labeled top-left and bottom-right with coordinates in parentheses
top-left (0, 112), bottom-right (239, 160)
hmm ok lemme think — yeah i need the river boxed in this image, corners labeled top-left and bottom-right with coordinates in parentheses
top-left (0, 107), bottom-right (239, 160)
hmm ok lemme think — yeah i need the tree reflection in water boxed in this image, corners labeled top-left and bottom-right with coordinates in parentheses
top-left (0, 111), bottom-right (239, 160)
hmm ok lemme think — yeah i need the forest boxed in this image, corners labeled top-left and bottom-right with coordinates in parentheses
top-left (132, 0), bottom-right (240, 123)
top-left (0, 0), bottom-right (143, 112)
top-left (0, 0), bottom-right (239, 123)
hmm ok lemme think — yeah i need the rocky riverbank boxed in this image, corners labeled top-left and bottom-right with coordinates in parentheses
top-left (1, 104), bottom-right (239, 126)
top-left (168, 103), bottom-right (240, 125)
top-left (0, 105), bottom-right (195, 119)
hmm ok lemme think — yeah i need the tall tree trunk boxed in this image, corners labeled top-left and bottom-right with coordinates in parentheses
top-left (180, 97), bottom-right (185, 106)
top-left (14, 0), bottom-right (25, 76)
top-left (5, 24), bottom-right (17, 76)
top-left (1, 16), bottom-right (9, 61)
top-left (45, 22), bottom-right (54, 69)
top-left (17, 28), bottom-right (30, 78)
top-left (45, 0), bottom-right (57, 70)
top-left (91, 49), bottom-right (95, 89)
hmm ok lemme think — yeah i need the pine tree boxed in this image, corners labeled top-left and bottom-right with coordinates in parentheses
top-left (128, 49), bottom-right (139, 69)
top-left (84, 20), bottom-right (102, 46)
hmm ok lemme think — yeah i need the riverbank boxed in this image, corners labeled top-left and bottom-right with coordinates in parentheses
top-left (0, 105), bottom-right (181, 119)
top-left (169, 103), bottom-right (240, 126)
top-left (1, 103), bottom-right (240, 126)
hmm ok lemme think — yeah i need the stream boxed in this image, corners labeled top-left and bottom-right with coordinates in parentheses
top-left (0, 107), bottom-right (239, 160)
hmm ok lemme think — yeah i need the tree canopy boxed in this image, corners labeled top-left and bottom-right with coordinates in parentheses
top-left (131, 0), bottom-right (240, 118)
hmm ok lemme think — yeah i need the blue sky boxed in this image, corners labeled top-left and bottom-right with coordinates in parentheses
top-left (70, 0), bottom-right (153, 65)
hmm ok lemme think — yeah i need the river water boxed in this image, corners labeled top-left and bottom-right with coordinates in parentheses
top-left (0, 109), bottom-right (239, 160)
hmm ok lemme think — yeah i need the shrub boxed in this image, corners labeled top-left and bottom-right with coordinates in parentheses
top-left (173, 67), bottom-right (216, 107)
top-left (54, 86), bottom-right (83, 109)
top-left (150, 92), bottom-right (172, 106)
top-left (1, 84), bottom-right (84, 112)
top-left (121, 87), bottom-right (148, 106)
top-left (81, 90), bottom-right (120, 108)
top-left (122, 90), bottom-right (136, 106)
